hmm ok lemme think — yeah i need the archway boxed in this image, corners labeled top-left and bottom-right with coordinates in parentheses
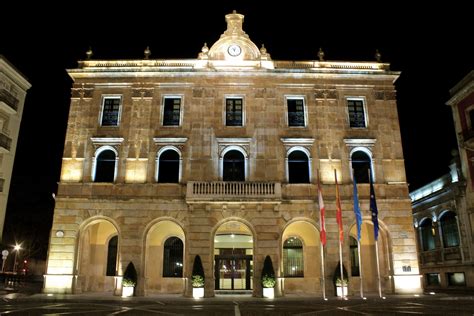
top-left (77, 218), bottom-right (119, 293)
top-left (214, 221), bottom-right (254, 292)
top-left (145, 220), bottom-right (185, 294)
top-left (349, 221), bottom-right (389, 294)
top-left (281, 220), bottom-right (320, 294)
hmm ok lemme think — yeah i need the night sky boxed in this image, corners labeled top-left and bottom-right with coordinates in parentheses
top-left (1, 2), bottom-right (472, 258)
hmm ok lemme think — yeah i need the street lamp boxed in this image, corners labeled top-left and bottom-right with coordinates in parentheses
top-left (13, 244), bottom-right (21, 273)
top-left (1, 249), bottom-right (8, 272)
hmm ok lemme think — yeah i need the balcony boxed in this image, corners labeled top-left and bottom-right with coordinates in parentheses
top-left (186, 181), bottom-right (281, 203)
top-left (421, 249), bottom-right (441, 265)
top-left (0, 133), bottom-right (11, 153)
top-left (0, 89), bottom-right (19, 114)
top-left (444, 246), bottom-right (462, 261)
top-left (459, 129), bottom-right (474, 150)
top-left (420, 247), bottom-right (462, 266)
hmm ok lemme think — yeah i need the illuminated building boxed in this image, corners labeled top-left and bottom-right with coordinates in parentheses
top-left (411, 71), bottom-right (474, 292)
top-left (44, 11), bottom-right (421, 296)
top-left (0, 56), bottom-right (31, 241)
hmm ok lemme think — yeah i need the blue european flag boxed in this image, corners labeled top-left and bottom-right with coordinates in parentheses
top-left (369, 170), bottom-right (379, 241)
top-left (352, 172), bottom-right (362, 241)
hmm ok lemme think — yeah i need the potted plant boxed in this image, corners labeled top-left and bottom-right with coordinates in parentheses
top-left (191, 255), bottom-right (205, 298)
top-left (333, 262), bottom-right (349, 297)
top-left (261, 255), bottom-right (275, 298)
top-left (122, 261), bottom-right (137, 297)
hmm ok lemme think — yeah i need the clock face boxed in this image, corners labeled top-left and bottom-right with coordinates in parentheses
top-left (228, 44), bottom-right (242, 57)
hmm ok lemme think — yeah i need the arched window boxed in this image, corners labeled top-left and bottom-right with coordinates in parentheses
top-left (223, 150), bottom-right (245, 181)
top-left (163, 237), bottom-right (183, 277)
top-left (440, 211), bottom-right (460, 247)
top-left (288, 150), bottom-right (310, 183)
top-left (106, 235), bottom-right (118, 276)
top-left (351, 151), bottom-right (371, 183)
top-left (94, 149), bottom-right (117, 182)
top-left (158, 149), bottom-right (180, 183)
top-left (349, 236), bottom-right (360, 276)
top-left (419, 218), bottom-right (435, 251)
top-left (283, 237), bottom-right (304, 277)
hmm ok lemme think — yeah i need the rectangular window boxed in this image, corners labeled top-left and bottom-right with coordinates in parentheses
top-left (348, 99), bottom-right (366, 128)
top-left (447, 272), bottom-right (466, 286)
top-left (226, 98), bottom-right (243, 126)
top-left (426, 273), bottom-right (440, 286)
top-left (283, 248), bottom-right (304, 277)
top-left (163, 97), bottom-right (181, 126)
top-left (469, 109), bottom-right (474, 129)
top-left (441, 215), bottom-right (460, 247)
top-left (287, 98), bottom-right (305, 126)
top-left (101, 97), bottom-right (121, 126)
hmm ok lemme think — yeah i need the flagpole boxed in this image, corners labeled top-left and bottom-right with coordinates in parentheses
top-left (352, 169), bottom-right (364, 299)
top-left (375, 240), bottom-right (383, 298)
top-left (335, 169), bottom-right (345, 300)
top-left (338, 240), bottom-right (345, 299)
top-left (317, 170), bottom-right (327, 300)
top-left (320, 242), bottom-right (326, 300)
top-left (357, 239), bottom-right (364, 299)
top-left (369, 169), bottom-right (383, 299)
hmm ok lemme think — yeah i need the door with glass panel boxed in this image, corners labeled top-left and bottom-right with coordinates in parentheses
top-left (215, 254), bottom-right (252, 290)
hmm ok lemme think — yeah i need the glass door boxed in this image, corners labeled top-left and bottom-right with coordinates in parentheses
top-left (215, 255), bottom-right (252, 290)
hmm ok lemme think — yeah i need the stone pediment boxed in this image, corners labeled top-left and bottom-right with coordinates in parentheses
top-left (196, 11), bottom-right (273, 70)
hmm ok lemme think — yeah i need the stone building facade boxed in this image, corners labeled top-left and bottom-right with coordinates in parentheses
top-left (0, 56), bottom-right (31, 240)
top-left (44, 12), bottom-right (421, 296)
top-left (412, 71), bottom-right (474, 292)
top-left (410, 153), bottom-right (473, 292)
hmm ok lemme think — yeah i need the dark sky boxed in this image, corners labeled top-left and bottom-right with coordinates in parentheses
top-left (1, 2), bottom-right (472, 256)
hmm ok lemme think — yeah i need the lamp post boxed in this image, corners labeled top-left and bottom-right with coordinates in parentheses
top-left (1, 250), bottom-right (8, 272)
top-left (13, 244), bottom-right (21, 274)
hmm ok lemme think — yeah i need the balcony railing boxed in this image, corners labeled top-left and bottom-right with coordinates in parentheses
top-left (186, 181), bottom-right (281, 202)
top-left (421, 249), bottom-right (441, 265)
top-left (420, 246), bottom-right (462, 265)
top-left (0, 133), bottom-right (11, 152)
top-left (0, 89), bottom-right (19, 113)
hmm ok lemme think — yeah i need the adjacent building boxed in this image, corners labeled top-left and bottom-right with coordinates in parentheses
top-left (411, 71), bottom-right (474, 292)
top-left (0, 56), bottom-right (31, 241)
top-left (44, 11), bottom-right (421, 296)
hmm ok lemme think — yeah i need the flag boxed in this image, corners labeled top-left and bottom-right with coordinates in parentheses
top-left (334, 169), bottom-right (344, 243)
top-left (317, 176), bottom-right (327, 246)
top-left (352, 171), bottom-right (363, 241)
top-left (369, 170), bottom-right (379, 241)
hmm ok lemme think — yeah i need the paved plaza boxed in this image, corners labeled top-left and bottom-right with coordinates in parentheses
top-left (2, 288), bottom-right (474, 315)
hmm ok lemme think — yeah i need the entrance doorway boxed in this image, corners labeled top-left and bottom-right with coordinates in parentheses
top-left (215, 251), bottom-right (252, 290)
top-left (214, 221), bottom-right (253, 292)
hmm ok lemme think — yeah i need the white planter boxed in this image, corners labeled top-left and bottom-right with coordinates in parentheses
top-left (193, 287), bottom-right (204, 298)
top-left (336, 286), bottom-right (348, 297)
top-left (122, 286), bottom-right (134, 297)
top-left (263, 287), bottom-right (274, 298)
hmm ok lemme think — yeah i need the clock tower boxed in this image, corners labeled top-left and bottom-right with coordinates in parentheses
top-left (197, 10), bottom-right (273, 69)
